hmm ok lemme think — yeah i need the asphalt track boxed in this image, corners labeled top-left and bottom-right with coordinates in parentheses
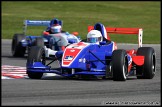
top-left (1, 39), bottom-right (161, 106)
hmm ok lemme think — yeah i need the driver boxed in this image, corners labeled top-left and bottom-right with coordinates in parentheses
top-left (50, 24), bottom-right (62, 34)
top-left (43, 18), bottom-right (64, 35)
top-left (87, 30), bottom-right (103, 44)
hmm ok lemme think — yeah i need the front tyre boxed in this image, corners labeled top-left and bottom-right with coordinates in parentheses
top-left (112, 49), bottom-right (128, 81)
top-left (27, 46), bottom-right (45, 79)
top-left (136, 47), bottom-right (156, 79)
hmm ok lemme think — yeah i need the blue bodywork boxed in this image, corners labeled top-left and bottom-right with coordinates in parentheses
top-left (20, 19), bottom-right (81, 53)
top-left (26, 22), bottom-right (133, 78)
top-left (20, 35), bottom-right (53, 49)
top-left (21, 33), bottom-right (81, 51)
top-left (27, 42), bottom-right (117, 77)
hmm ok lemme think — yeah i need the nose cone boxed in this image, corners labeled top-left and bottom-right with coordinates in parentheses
top-left (62, 42), bottom-right (89, 67)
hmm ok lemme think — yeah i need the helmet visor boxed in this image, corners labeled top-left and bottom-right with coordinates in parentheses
top-left (87, 37), bottom-right (101, 43)
top-left (51, 26), bottom-right (61, 33)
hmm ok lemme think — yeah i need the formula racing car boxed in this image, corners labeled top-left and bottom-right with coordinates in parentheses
top-left (11, 18), bottom-right (81, 57)
top-left (26, 23), bottom-right (156, 81)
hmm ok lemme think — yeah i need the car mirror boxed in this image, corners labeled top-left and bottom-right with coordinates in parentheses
top-left (68, 39), bottom-right (76, 44)
top-left (99, 41), bottom-right (106, 45)
top-left (72, 32), bottom-right (79, 36)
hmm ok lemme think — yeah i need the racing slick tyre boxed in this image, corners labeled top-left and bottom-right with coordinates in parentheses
top-left (112, 49), bottom-right (128, 81)
top-left (27, 46), bottom-right (45, 79)
top-left (136, 47), bottom-right (156, 79)
top-left (33, 37), bottom-right (44, 47)
top-left (11, 34), bottom-right (26, 57)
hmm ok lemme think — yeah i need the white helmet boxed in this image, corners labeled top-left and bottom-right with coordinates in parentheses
top-left (87, 30), bottom-right (102, 43)
top-left (51, 25), bottom-right (62, 34)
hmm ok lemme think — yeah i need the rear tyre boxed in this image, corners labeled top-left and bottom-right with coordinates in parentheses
top-left (136, 47), bottom-right (156, 79)
top-left (112, 49), bottom-right (128, 81)
top-left (11, 34), bottom-right (26, 57)
top-left (33, 37), bottom-right (44, 47)
top-left (27, 46), bottom-right (45, 79)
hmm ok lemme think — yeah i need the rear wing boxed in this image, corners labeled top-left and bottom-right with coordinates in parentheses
top-left (23, 20), bottom-right (63, 35)
top-left (88, 26), bottom-right (143, 47)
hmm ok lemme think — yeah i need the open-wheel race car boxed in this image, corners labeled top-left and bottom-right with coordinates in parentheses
top-left (11, 18), bottom-right (81, 57)
top-left (26, 23), bottom-right (156, 81)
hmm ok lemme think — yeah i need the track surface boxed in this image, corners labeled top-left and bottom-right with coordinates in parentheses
top-left (1, 39), bottom-right (161, 106)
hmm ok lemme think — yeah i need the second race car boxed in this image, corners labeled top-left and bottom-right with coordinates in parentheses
top-left (11, 18), bottom-right (81, 57)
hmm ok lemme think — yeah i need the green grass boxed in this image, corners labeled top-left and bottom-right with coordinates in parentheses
top-left (2, 1), bottom-right (160, 44)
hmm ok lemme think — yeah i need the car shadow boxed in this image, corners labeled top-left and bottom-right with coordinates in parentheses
top-left (25, 75), bottom-right (138, 82)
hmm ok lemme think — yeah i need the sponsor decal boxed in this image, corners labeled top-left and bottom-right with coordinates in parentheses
top-left (62, 42), bottom-right (89, 66)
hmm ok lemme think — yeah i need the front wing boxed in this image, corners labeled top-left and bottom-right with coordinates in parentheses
top-left (27, 62), bottom-right (106, 77)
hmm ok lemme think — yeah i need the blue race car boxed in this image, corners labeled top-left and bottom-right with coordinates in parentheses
top-left (26, 23), bottom-right (156, 81)
top-left (11, 18), bottom-right (81, 57)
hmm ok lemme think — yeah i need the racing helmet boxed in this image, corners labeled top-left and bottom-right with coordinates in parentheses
top-left (51, 25), bottom-right (62, 34)
top-left (50, 18), bottom-right (59, 26)
top-left (87, 30), bottom-right (102, 43)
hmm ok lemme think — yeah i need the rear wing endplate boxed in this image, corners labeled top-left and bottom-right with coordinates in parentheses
top-left (88, 26), bottom-right (143, 47)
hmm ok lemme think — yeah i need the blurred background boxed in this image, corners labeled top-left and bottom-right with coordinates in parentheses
top-left (1, 1), bottom-right (160, 44)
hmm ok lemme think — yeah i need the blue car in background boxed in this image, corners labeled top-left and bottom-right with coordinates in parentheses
top-left (11, 18), bottom-right (81, 57)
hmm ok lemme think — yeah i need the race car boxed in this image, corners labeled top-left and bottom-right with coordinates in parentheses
top-left (26, 23), bottom-right (156, 81)
top-left (11, 18), bottom-right (81, 57)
